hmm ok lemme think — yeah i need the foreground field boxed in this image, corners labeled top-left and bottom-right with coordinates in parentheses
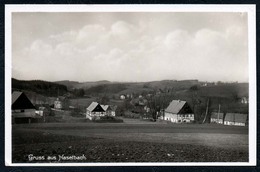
top-left (12, 120), bottom-right (248, 163)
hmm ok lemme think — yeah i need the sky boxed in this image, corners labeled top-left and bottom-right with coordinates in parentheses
top-left (12, 12), bottom-right (248, 82)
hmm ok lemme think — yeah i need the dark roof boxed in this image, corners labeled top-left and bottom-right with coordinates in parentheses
top-left (12, 91), bottom-right (35, 110)
top-left (224, 113), bottom-right (248, 123)
top-left (211, 112), bottom-right (224, 119)
top-left (87, 102), bottom-right (99, 111)
top-left (165, 100), bottom-right (186, 114)
top-left (12, 91), bottom-right (23, 105)
top-left (87, 102), bottom-right (105, 112)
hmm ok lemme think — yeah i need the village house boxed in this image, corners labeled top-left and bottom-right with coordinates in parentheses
top-left (163, 100), bottom-right (194, 123)
top-left (86, 102), bottom-right (117, 120)
top-left (12, 91), bottom-right (39, 124)
top-left (224, 113), bottom-right (248, 126)
top-left (120, 94), bottom-right (126, 100)
top-left (110, 105), bottom-right (117, 116)
top-left (86, 102), bottom-right (105, 120)
top-left (101, 105), bottom-right (112, 116)
top-left (210, 112), bottom-right (224, 124)
top-left (54, 96), bottom-right (69, 109)
top-left (35, 104), bottom-right (51, 117)
top-left (54, 98), bottom-right (63, 110)
top-left (241, 97), bottom-right (248, 104)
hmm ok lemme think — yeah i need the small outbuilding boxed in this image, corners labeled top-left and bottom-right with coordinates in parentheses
top-left (224, 113), bottom-right (248, 126)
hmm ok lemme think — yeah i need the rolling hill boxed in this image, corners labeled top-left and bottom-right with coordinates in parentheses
top-left (12, 78), bottom-right (68, 97)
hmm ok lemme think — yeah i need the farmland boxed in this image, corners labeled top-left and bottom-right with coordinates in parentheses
top-left (12, 119), bottom-right (248, 163)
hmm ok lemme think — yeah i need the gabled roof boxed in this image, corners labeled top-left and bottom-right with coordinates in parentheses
top-left (101, 105), bottom-right (112, 111)
top-left (87, 102), bottom-right (105, 112)
top-left (12, 91), bottom-right (35, 110)
top-left (225, 113), bottom-right (248, 123)
top-left (12, 91), bottom-right (23, 105)
top-left (87, 102), bottom-right (99, 111)
top-left (165, 100), bottom-right (186, 114)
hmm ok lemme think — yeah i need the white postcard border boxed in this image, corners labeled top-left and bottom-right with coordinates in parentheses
top-left (5, 4), bottom-right (256, 166)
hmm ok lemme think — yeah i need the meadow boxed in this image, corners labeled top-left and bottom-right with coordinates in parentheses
top-left (12, 119), bottom-right (248, 163)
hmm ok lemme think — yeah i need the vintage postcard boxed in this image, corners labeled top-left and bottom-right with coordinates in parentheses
top-left (5, 5), bottom-right (256, 166)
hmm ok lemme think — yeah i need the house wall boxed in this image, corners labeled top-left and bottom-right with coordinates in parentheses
top-left (54, 100), bottom-right (62, 109)
top-left (211, 118), bottom-right (223, 124)
top-left (12, 109), bottom-right (35, 117)
top-left (111, 111), bottom-right (116, 116)
top-left (86, 110), bottom-right (106, 120)
top-left (106, 110), bottom-right (116, 116)
top-left (224, 121), bottom-right (246, 126)
top-left (164, 112), bottom-right (194, 123)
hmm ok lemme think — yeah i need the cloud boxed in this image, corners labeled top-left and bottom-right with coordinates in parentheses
top-left (12, 14), bottom-right (248, 82)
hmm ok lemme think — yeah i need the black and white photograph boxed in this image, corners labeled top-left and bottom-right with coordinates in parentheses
top-left (5, 5), bottom-right (256, 166)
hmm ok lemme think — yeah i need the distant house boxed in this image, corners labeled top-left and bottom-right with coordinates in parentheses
top-left (224, 113), bottom-right (248, 126)
top-left (144, 106), bottom-right (150, 113)
top-left (110, 105), bottom-right (117, 116)
top-left (101, 105), bottom-right (112, 116)
top-left (164, 100), bottom-right (194, 123)
top-left (210, 112), bottom-right (224, 124)
top-left (120, 94), bottom-right (126, 100)
top-left (86, 102), bottom-right (105, 120)
top-left (102, 105), bottom-right (117, 116)
top-left (202, 82), bottom-right (208, 87)
top-left (241, 97), bottom-right (248, 104)
top-left (12, 91), bottom-right (38, 124)
top-left (54, 96), bottom-right (68, 110)
top-left (54, 98), bottom-right (62, 110)
top-left (35, 104), bottom-right (51, 117)
top-left (86, 102), bottom-right (118, 120)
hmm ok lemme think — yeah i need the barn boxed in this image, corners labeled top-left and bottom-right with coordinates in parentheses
top-left (224, 113), bottom-right (248, 126)
top-left (12, 91), bottom-right (38, 124)
top-left (164, 100), bottom-right (194, 123)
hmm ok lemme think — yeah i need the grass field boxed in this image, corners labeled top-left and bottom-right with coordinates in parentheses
top-left (12, 119), bottom-right (248, 163)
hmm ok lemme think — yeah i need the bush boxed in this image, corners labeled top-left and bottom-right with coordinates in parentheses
top-left (93, 116), bottom-right (123, 123)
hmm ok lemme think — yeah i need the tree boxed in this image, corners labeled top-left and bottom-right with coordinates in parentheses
top-left (73, 88), bottom-right (85, 97)
top-left (100, 95), bottom-right (110, 105)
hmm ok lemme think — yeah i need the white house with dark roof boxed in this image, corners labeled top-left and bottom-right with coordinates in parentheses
top-left (86, 102), bottom-right (105, 120)
top-left (86, 102), bottom-right (117, 120)
top-left (164, 100), bottom-right (194, 123)
top-left (224, 113), bottom-right (248, 126)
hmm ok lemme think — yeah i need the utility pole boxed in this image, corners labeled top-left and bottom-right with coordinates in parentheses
top-left (217, 104), bottom-right (221, 124)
